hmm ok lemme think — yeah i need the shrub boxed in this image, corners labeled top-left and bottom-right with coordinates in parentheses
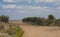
top-left (4, 27), bottom-right (24, 37)
top-left (22, 15), bottom-right (60, 26)
top-left (0, 15), bottom-right (9, 23)
top-left (0, 25), bottom-right (4, 30)
top-left (22, 17), bottom-right (44, 26)
top-left (48, 15), bottom-right (55, 21)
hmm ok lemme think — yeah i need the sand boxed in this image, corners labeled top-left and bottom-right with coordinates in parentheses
top-left (10, 21), bottom-right (60, 37)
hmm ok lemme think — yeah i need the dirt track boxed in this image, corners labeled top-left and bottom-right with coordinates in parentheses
top-left (10, 21), bottom-right (60, 37)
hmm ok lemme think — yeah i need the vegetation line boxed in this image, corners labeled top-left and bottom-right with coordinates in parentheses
top-left (22, 15), bottom-right (60, 26)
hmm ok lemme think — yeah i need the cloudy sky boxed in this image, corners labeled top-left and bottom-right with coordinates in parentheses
top-left (0, 0), bottom-right (60, 20)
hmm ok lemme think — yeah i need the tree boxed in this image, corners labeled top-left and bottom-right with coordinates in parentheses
top-left (22, 17), bottom-right (44, 25)
top-left (0, 15), bottom-right (9, 22)
top-left (48, 15), bottom-right (55, 21)
top-left (47, 15), bottom-right (55, 26)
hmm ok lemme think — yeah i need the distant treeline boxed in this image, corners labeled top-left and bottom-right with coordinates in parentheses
top-left (0, 15), bottom-right (9, 23)
top-left (22, 15), bottom-right (60, 26)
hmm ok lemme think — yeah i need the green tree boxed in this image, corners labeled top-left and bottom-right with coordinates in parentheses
top-left (48, 15), bottom-right (55, 21)
top-left (47, 15), bottom-right (55, 26)
top-left (0, 15), bottom-right (9, 22)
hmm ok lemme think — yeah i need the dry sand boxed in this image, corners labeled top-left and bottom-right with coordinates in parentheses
top-left (10, 21), bottom-right (60, 37)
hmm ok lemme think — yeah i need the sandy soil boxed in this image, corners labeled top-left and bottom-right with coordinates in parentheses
top-left (10, 21), bottom-right (60, 37)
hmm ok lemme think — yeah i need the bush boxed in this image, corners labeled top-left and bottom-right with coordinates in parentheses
top-left (0, 25), bottom-right (4, 30)
top-left (48, 15), bottom-right (55, 21)
top-left (22, 15), bottom-right (60, 26)
top-left (2, 26), bottom-right (24, 37)
top-left (0, 15), bottom-right (9, 23)
top-left (22, 17), bottom-right (44, 26)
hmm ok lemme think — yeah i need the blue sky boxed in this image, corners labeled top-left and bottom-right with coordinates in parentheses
top-left (0, 0), bottom-right (60, 20)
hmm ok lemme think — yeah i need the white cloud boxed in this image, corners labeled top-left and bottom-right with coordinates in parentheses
top-left (56, 7), bottom-right (60, 9)
top-left (35, 0), bottom-right (54, 3)
top-left (3, 0), bottom-right (14, 2)
top-left (45, 0), bottom-right (53, 2)
top-left (16, 5), bottom-right (51, 14)
top-left (43, 6), bottom-right (48, 8)
top-left (3, 0), bottom-right (60, 5)
top-left (14, 0), bottom-right (31, 2)
top-left (16, 5), bottom-right (49, 10)
top-left (2, 4), bottom-right (16, 9)
top-left (3, 0), bottom-right (31, 2)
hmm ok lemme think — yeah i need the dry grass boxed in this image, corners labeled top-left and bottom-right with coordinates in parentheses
top-left (0, 21), bottom-right (24, 37)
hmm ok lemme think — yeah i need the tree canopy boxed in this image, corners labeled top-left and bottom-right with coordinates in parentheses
top-left (0, 15), bottom-right (9, 22)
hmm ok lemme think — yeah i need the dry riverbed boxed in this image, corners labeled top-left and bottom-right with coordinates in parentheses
top-left (10, 21), bottom-right (60, 37)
